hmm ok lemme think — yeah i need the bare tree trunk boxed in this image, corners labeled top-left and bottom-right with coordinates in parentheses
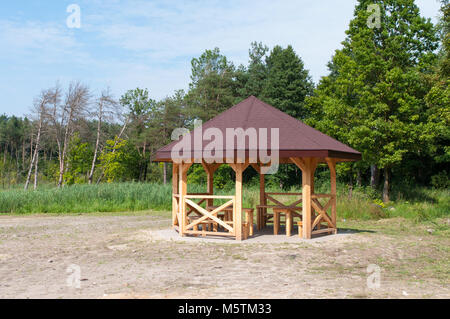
top-left (163, 162), bottom-right (167, 185)
top-left (25, 117), bottom-right (42, 190)
top-left (370, 165), bottom-right (377, 188)
top-left (356, 168), bottom-right (362, 186)
top-left (89, 102), bottom-right (102, 184)
top-left (22, 140), bottom-right (25, 168)
top-left (141, 142), bottom-right (148, 182)
top-left (57, 109), bottom-right (72, 188)
top-left (33, 149), bottom-right (39, 190)
top-left (55, 82), bottom-right (90, 188)
top-left (382, 168), bottom-right (390, 203)
top-left (29, 130), bottom-right (34, 165)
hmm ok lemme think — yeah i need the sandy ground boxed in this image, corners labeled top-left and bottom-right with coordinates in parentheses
top-left (0, 214), bottom-right (448, 299)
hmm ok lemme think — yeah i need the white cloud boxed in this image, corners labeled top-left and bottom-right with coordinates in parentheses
top-left (88, 0), bottom-right (357, 79)
top-left (0, 0), bottom-right (443, 116)
top-left (0, 20), bottom-right (91, 65)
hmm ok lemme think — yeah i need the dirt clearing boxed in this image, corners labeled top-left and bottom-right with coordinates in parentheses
top-left (0, 213), bottom-right (448, 298)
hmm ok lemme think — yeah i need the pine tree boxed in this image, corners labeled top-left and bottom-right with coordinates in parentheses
top-left (262, 45), bottom-right (314, 120)
top-left (186, 48), bottom-right (240, 121)
top-left (307, 0), bottom-right (439, 202)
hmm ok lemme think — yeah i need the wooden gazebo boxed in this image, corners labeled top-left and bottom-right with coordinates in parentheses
top-left (155, 96), bottom-right (361, 240)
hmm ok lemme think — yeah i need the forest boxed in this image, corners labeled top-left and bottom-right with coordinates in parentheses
top-left (0, 0), bottom-right (448, 214)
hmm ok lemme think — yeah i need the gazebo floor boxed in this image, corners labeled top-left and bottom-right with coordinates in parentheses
top-left (151, 227), bottom-right (352, 244)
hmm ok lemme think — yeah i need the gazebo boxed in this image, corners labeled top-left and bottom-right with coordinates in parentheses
top-left (155, 96), bottom-right (361, 240)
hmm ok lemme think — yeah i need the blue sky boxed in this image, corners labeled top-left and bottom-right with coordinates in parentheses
top-left (0, 0), bottom-right (442, 117)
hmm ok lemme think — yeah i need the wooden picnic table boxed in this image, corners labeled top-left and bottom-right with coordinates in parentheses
top-left (256, 205), bottom-right (302, 236)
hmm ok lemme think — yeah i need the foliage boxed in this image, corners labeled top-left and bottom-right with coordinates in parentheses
top-left (261, 45), bottom-right (314, 119)
top-left (98, 138), bottom-right (140, 183)
top-left (306, 0), bottom-right (441, 200)
top-left (64, 133), bottom-right (93, 185)
top-left (431, 170), bottom-right (450, 188)
top-left (186, 48), bottom-right (240, 122)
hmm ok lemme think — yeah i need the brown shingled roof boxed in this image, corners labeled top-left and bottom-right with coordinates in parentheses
top-left (155, 96), bottom-right (361, 162)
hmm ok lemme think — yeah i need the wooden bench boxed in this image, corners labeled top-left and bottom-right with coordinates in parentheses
top-left (206, 206), bottom-right (255, 237)
top-left (272, 208), bottom-right (294, 236)
top-left (297, 221), bottom-right (303, 237)
top-left (187, 216), bottom-right (216, 236)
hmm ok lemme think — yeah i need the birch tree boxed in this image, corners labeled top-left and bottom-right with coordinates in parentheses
top-left (48, 82), bottom-right (90, 188)
top-left (88, 89), bottom-right (117, 184)
top-left (24, 90), bottom-right (51, 190)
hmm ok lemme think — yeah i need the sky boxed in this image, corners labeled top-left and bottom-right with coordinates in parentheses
top-left (0, 0), bottom-right (443, 117)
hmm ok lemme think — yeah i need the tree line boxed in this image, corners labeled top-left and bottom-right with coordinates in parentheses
top-left (0, 0), bottom-right (448, 202)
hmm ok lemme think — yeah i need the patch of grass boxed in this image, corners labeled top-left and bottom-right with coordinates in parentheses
top-left (0, 182), bottom-right (448, 224)
top-left (0, 183), bottom-right (177, 214)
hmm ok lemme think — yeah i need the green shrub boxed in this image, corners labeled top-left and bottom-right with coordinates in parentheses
top-left (431, 171), bottom-right (450, 189)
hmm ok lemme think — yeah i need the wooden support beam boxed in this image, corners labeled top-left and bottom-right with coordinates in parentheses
top-left (178, 162), bottom-right (192, 237)
top-left (172, 163), bottom-right (179, 228)
top-left (300, 158), bottom-right (318, 239)
top-left (201, 162), bottom-right (220, 207)
top-left (290, 157), bottom-right (306, 172)
top-left (251, 163), bottom-right (260, 174)
top-left (232, 163), bottom-right (246, 241)
top-left (259, 171), bottom-right (266, 231)
top-left (326, 158), bottom-right (337, 232)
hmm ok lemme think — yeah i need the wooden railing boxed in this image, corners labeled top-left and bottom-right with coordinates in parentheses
top-left (173, 192), bottom-right (210, 228)
top-left (262, 192), bottom-right (337, 235)
top-left (265, 192), bottom-right (302, 208)
top-left (311, 194), bottom-right (336, 235)
top-left (182, 195), bottom-right (236, 237)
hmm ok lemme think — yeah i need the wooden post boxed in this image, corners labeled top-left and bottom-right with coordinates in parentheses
top-left (286, 210), bottom-right (292, 237)
top-left (259, 170), bottom-right (266, 230)
top-left (273, 211), bottom-right (279, 235)
top-left (326, 158), bottom-right (337, 233)
top-left (172, 163), bottom-right (179, 228)
top-left (301, 158), bottom-right (317, 239)
top-left (206, 169), bottom-right (213, 207)
top-left (178, 162), bottom-right (191, 236)
top-left (202, 162), bottom-right (220, 208)
top-left (234, 164), bottom-right (243, 241)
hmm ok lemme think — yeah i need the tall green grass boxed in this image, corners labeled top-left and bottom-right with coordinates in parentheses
top-left (0, 183), bottom-right (175, 214)
top-left (0, 182), bottom-right (448, 221)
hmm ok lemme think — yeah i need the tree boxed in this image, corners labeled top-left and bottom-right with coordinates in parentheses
top-left (65, 133), bottom-right (93, 185)
top-left (262, 45), bottom-right (314, 119)
top-left (98, 137), bottom-right (140, 183)
top-left (238, 42), bottom-right (269, 98)
top-left (24, 89), bottom-right (51, 190)
top-left (120, 88), bottom-right (156, 181)
top-left (186, 48), bottom-right (240, 121)
top-left (154, 90), bottom-right (188, 184)
top-left (423, 0), bottom-right (450, 181)
top-left (306, 0), bottom-right (439, 202)
top-left (48, 82), bottom-right (91, 187)
top-left (88, 89), bottom-right (118, 184)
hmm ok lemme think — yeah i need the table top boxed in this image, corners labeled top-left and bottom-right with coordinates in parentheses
top-left (206, 206), bottom-right (254, 212)
top-left (256, 205), bottom-right (302, 210)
